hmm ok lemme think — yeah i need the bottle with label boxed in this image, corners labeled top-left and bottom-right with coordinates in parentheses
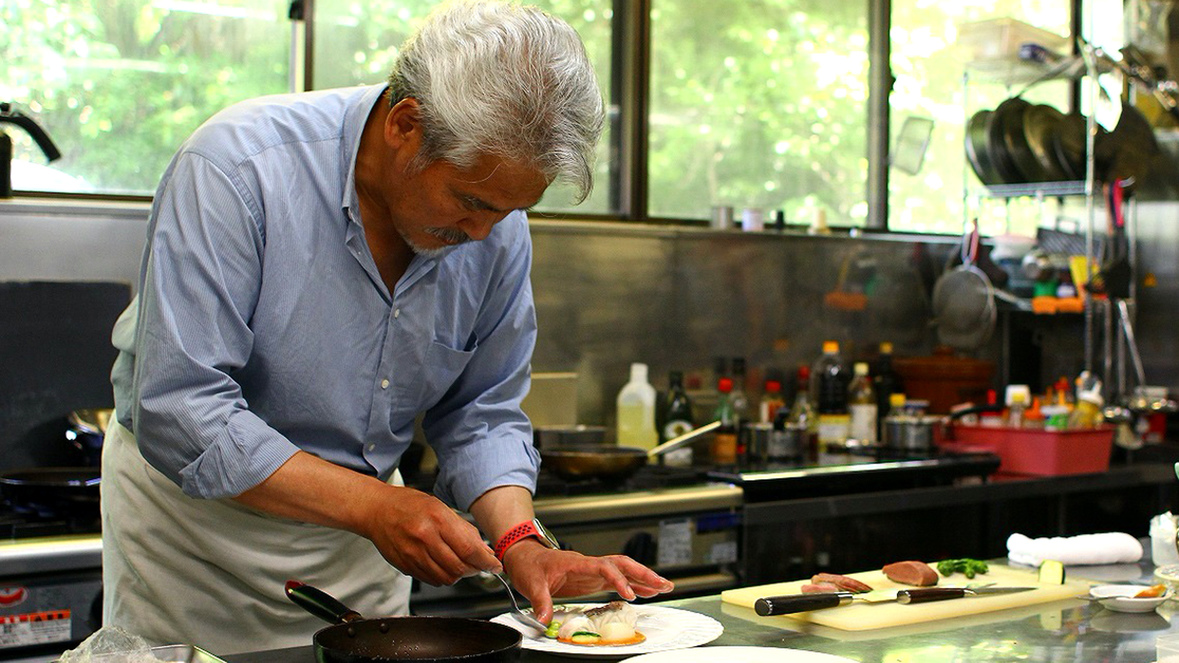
top-left (758, 377), bottom-right (786, 424)
top-left (811, 341), bottom-right (849, 450)
top-left (1005, 384), bottom-right (1031, 428)
top-left (660, 370), bottom-right (695, 467)
top-left (848, 362), bottom-right (878, 445)
top-left (616, 363), bottom-right (658, 449)
top-left (711, 377), bottom-right (739, 465)
top-left (788, 365), bottom-right (819, 460)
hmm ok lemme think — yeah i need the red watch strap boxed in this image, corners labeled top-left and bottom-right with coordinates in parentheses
top-left (495, 520), bottom-right (541, 561)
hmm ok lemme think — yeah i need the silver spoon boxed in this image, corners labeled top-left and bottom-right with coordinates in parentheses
top-left (481, 571), bottom-right (548, 634)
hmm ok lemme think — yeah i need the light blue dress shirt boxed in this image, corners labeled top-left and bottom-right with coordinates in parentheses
top-left (111, 84), bottom-right (540, 510)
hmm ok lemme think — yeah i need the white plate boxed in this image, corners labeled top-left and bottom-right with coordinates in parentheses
top-left (622, 646), bottom-right (859, 662)
top-left (1089, 584), bottom-right (1171, 613)
top-left (491, 604), bottom-right (722, 658)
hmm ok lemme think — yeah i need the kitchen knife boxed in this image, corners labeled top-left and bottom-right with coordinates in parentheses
top-left (754, 587), bottom-right (1036, 616)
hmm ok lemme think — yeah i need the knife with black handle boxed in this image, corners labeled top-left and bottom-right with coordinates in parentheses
top-left (754, 586), bottom-right (1035, 616)
top-left (754, 592), bottom-right (857, 616)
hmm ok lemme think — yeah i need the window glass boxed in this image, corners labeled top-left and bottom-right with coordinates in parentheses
top-left (1, 1), bottom-right (291, 196)
top-left (310, 0), bottom-right (616, 216)
top-left (888, 2), bottom-right (1074, 237)
top-left (648, 0), bottom-right (870, 226)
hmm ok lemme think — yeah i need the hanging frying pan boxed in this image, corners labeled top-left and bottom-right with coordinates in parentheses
top-left (1022, 104), bottom-right (1071, 182)
top-left (987, 97), bottom-right (1032, 184)
top-left (966, 110), bottom-right (1004, 186)
top-left (1105, 100), bottom-right (1161, 189)
top-left (931, 221), bottom-right (996, 352)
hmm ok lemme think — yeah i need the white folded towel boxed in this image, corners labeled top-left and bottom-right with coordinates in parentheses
top-left (1007, 532), bottom-right (1143, 567)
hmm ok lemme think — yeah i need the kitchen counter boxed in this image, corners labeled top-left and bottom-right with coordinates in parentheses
top-left (230, 559), bottom-right (1176, 662)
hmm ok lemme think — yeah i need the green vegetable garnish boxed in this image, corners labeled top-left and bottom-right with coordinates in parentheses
top-left (936, 558), bottom-right (989, 578)
top-left (570, 632), bottom-right (601, 644)
top-left (544, 620), bottom-right (561, 639)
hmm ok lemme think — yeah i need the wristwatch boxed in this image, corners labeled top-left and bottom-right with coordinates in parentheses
top-left (494, 517), bottom-right (560, 561)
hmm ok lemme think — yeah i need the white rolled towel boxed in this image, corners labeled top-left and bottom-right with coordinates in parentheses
top-left (1007, 532), bottom-right (1143, 567)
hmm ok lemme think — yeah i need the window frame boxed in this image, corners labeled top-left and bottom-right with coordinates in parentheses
top-left (10, 0), bottom-right (1085, 234)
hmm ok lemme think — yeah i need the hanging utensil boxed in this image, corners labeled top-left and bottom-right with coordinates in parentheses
top-left (931, 220), bottom-right (997, 352)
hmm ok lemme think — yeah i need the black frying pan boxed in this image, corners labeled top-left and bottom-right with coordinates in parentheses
top-left (965, 110), bottom-right (1003, 186)
top-left (987, 97), bottom-right (1032, 184)
top-left (286, 581), bottom-right (521, 663)
top-left (0, 467), bottom-right (100, 519)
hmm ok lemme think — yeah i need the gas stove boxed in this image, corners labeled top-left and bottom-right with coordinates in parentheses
top-left (0, 497), bottom-right (103, 658)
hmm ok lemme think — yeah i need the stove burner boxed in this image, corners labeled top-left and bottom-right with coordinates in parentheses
top-left (0, 499), bottom-right (101, 541)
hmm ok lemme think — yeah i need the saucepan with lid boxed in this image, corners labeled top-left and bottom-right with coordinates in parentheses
top-left (286, 581), bottom-right (522, 662)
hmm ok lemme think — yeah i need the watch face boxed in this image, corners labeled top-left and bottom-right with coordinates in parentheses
top-left (532, 518), bottom-right (561, 549)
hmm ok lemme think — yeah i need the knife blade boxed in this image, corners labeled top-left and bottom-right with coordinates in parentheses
top-left (753, 586), bottom-right (1036, 616)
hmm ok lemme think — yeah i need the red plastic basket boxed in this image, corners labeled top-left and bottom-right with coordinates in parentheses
top-left (939, 425), bottom-right (1114, 476)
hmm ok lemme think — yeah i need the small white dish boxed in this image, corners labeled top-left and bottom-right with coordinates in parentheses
top-left (1089, 584), bottom-right (1171, 613)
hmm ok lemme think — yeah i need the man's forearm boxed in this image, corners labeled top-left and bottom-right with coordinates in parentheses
top-left (468, 484), bottom-right (536, 548)
top-left (233, 450), bottom-right (386, 536)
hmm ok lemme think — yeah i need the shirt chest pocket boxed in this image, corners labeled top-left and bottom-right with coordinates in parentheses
top-left (417, 339), bottom-right (477, 409)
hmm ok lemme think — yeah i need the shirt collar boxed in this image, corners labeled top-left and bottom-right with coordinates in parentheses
top-left (340, 84), bottom-right (390, 216)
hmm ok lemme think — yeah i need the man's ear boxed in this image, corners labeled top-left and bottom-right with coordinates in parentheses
top-left (384, 97), bottom-right (421, 150)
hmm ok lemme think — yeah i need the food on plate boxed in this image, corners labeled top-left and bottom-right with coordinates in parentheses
top-left (1038, 559), bottom-right (1065, 585)
top-left (936, 558), bottom-right (989, 579)
top-left (811, 573), bottom-right (873, 593)
top-left (551, 601), bottom-right (646, 646)
top-left (1134, 583), bottom-right (1167, 598)
top-left (883, 561), bottom-right (939, 586)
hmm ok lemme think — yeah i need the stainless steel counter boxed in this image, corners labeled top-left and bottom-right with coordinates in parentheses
top-left (232, 559), bottom-right (1178, 663)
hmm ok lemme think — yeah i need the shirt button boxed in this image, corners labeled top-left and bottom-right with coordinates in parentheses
top-left (368, 444), bottom-right (376, 451)
top-left (380, 379), bottom-right (390, 389)
top-left (393, 308), bottom-right (400, 318)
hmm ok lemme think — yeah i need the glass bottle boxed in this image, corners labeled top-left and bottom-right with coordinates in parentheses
top-left (660, 370), bottom-right (695, 467)
top-left (711, 377), bottom-right (739, 465)
top-left (848, 362), bottom-right (878, 445)
top-left (758, 377), bottom-right (787, 424)
top-left (788, 365), bottom-right (819, 461)
top-left (812, 341), bottom-right (849, 451)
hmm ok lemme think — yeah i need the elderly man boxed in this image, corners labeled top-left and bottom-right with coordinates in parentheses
top-left (102, 0), bottom-right (671, 654)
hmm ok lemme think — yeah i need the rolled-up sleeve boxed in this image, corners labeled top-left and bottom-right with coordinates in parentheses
top-left (424, 216), bottom-right (540, 511)
top-left (133, 152), bottom-right (300, 498)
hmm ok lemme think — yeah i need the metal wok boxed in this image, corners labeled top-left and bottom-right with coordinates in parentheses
top-left (540, 421), bottom-right (720, 482)
top-left (0, 467), bottom-right (100, 519)
top-left (286, 581), bottom-right (521, 663)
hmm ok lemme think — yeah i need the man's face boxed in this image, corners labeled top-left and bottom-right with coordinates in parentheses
top-left (388, 152), bottom-right (549, 258)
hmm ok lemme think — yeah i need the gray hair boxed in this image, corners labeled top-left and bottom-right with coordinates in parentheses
top-left (387, 0), bottom-right (604, 202)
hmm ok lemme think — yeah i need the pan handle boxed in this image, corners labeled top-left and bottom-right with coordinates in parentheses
top-left (285, 580), bottom-right (364, 625)
top-left (648, 420), bottom-right (721, 459)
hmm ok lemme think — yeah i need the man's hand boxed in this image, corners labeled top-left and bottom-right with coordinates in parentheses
top-left (502, 541), bottom-right (674, 624)
top-left (235, 451), bottom-right (500, 586)
top-left (360, 487), bottom-right (501, 586)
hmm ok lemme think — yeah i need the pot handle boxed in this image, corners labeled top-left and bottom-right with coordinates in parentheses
top-left (648, 420), bottom-right (721, 459)
top-left (285, 580), bottom-right (364, 625)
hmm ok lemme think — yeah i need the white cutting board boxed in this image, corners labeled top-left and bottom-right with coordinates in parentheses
top-left (721, 563), bottom-right (1089, 631)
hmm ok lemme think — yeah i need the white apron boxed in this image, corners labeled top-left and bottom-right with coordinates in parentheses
top-left (101, 420), bottom-right (412, 656)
